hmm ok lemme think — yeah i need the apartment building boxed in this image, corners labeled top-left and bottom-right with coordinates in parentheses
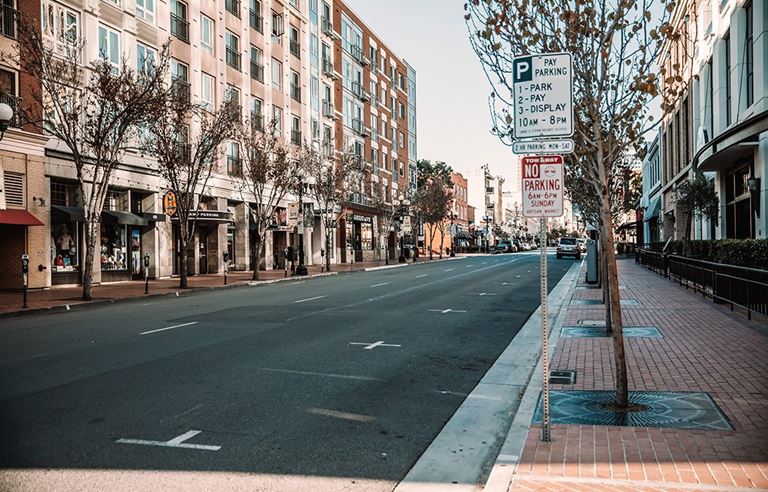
top-left (2, 0), bottom-right (414, 290)
top-left (427, 171), bottom-right (468, 255)
top-left (653, 0), bottom-right (766, 241)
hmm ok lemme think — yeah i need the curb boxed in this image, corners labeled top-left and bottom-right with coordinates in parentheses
top-left (393, 260), bottom-right (581, 492)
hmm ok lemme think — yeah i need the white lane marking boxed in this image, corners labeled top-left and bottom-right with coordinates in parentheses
top-left (116, 430), bottom-right (220, 451)
top-left (469, 292), bottom-right (497, 296)
top-left (370, 282), bottom-right (389, 288)
top-left (444, 268), bottom-right (454, 272)
top-left (428, 309), bottom-right (468, 314)
top-left (140, 321), bottom-right (198, 336)
top-left (349, 341), bottom-right (402, 350)
top-left (481, 262), bottom-right (487, 265)
top-left (294, 295), bottom-right (327, 303)
top-left (515, 275), bottom-right (521, 278)
top-left (306, 408), bottom-right (375, 423)
top-left (500, 282), bottom-right (514, 286)
top-left (65, 305), bottom-right (70, 311)
top-left (415, 273), bottom-right (428, 278)
top-left (255, 367), bottom-right (382, 381)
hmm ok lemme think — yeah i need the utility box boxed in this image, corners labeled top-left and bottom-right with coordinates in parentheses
top-left (586, 239), bottom-right (599, 284)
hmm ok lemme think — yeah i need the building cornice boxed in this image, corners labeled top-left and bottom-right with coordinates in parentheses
top-left (0, 129), bottom-right (50, 157)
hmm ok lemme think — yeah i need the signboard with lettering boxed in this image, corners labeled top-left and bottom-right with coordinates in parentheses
top-left (521, 155), bottom-right (564, 218)
top-left (512, 53), bottom-right (573, 139)
top-left (163, 191), bottom-right (177, 217)
top-left (512, 139), bottom-right (574, 155)
top-left (288, 202), bottom-right (299, 227)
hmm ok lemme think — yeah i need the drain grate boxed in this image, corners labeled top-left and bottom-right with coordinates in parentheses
top-left (533, 390), bottom-right (733, 430)
top-left (562, 326), bottom-right (663, 338)
top-left (549, 370), bottom-right (576, 384)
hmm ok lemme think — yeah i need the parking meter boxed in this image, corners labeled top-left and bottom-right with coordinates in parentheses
top-left (143, 252), bottom-right (150, 294)
top-left (21, 254), bottom-right (29, 308)
top-left (21, 254), bottom-right (29, 273)
top-left (143, 253), bottom-right (150, 268)
top-left (223, 251), bottom-right (229, 285)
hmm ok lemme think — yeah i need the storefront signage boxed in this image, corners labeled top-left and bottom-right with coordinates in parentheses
top-left (522, 155), bottom-right (564, 218)
top-left (163, 191), bottom-right (178, 217)
top-left (288, 203), bottom-right (299, 227)
top-left (183, 210), bottom-right (234, 222)
top-left (351, 214), bottom-right (372, 223)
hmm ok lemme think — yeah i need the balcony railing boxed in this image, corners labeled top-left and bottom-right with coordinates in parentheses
top-left (251, 112), bottom-right (264, 132)
top-left (290, 84), bottom-right (301, 103)
top-left (350, 81), bottom-right (368, 102)
top-left (226, 47), bottom-right (241, 70)
top-left (351, 118), bottom-right (365, 136)
top-left (171, 79), bottom-right (191, 104)
top-left (174, 142), bottom-right (191, 162)
top-left (0, 94), bottom-right (22, 127)
top-left (0, 4), bottom-right (18, 39)
top-left (290, 129), bottom-right (302, 145)
top-left (250, 61), bottom-right (264, 83)
top-left (225, 0), bottom-right (241, 17)
top-left (170, 13), bottom-right (189, 43)
top-left (349, 44), bottom-right (367, 65)
top-left (322, 59), bottom-right (338, 80)
top-left (289, 40), bottom-right (300, 58)
top-left (321, 17), bottom-right (338, 39)
top-left (227, 156), bottom-right (243, 177)
top-left (322, 99), bottom-right (334, 118)
top-left (322, 142), bottom-right (334, 157)
top-left (249, 10), bottom-right (264, 33)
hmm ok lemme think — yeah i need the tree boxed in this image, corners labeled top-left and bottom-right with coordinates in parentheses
top-left (302, 144), bottom-right (366, 272)
top-left (417, 159), bottom-right (452, 188)
top-left (144, 79), bottom-right (240, 289)
top-left (372, 181), bottom-right (396, 265)
top-left (416, 178), bottom-right (452, 260)
top-left (5, 21), bottom-right (168, 300)
top-left (237, 119), bottom-right (301, 280)
top-left (675, 174), bottom-right (719, 250)
top-left (466, 0), bottom-right (673, 409)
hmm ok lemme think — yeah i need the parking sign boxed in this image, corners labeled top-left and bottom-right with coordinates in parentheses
top-left (521, 155), bottom-right (564, 218)
top-left (513, 53), bottom-right (573, 139)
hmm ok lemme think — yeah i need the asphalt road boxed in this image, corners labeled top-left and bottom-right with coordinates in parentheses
top-left (0, 252), bottom-right (570, 491)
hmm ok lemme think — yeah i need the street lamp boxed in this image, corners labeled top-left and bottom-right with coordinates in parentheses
top-left (295, 175), bottom-right (316, 276)
top-left (482, 215), bottom-right (492, 253)
top-left (449, 212), bottom-right (456, 257)
top-left (393, 193), bottom-right (410, 263)
top-left (0, 102), bottom-right (14, 142)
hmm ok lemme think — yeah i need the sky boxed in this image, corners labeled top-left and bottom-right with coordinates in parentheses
top-left (344, 0), bottom-right (522, 211)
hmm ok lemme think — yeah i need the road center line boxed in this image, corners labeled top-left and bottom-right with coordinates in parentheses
top-left (140, 321), bottom-right (198, 336)
top-left (294, 295), bottom-right (327, 303)
top-left (255, 367), bottom-right (383, 381)
top-left (444, 268), bottom-right (454, 272)
top-left (370, 282), bottom-right (389, 288)
top-left (415, 273), bottom-right (428, 278)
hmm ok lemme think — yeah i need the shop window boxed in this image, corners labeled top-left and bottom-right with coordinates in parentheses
top-left (100, 224), bottom-right (128, 271)
top-left (50, 181), bottom-right (77, 206)
top-left (52, 223), bottom-right (79, 272)
top-left (360, 222), bottom-right (372, 250)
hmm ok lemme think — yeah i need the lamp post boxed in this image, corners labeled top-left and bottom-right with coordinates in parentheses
top-left (483, 215), bottom-right (491, 253)
top-left (393, 194), bottom-right (410, 263)
top-left (0, 102), bottom-right (14, 141)
top-left (450, 212), bottom-right (456, 257)
top-left (295, 175), bottom-right (315, 276)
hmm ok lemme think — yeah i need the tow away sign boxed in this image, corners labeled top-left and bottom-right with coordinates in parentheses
top-left (512, 53), bottom-right (573, 139)
top-left (522, 155), bottom-right (564, 218)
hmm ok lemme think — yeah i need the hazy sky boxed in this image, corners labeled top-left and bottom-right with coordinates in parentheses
top-left (345, 0), bottom-right (522, 208)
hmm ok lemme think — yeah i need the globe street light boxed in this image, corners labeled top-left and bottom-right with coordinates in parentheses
top-left (295, 175), bottom-right (316, 276)
top-left (393, 194), bottom-right (410, 263)
top-left (0, 102), bottom-right (14, 141)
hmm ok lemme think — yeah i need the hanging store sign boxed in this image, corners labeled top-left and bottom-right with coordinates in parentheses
top-left (163, 191), bottom-right (178, 217)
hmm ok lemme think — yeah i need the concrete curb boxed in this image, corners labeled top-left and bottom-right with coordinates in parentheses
top-left (482, 260), bottom-right (582, 492)
top-left (394, 261), bottom-right (582, 492)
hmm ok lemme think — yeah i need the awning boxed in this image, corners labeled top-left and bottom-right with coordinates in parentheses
top-left (142, 212), bottom-right (167, 223)
top-left (51, 205), bottom-right (85, 222)
top-left (616, 221), bottom-right (640, 232)
top-left (644, 195), bottom-right (660, 222)
top-left (172, 210), bottom-right (234, 224)
top-left (101, 210), bottom-right (149, 226)
top-left (0, 209), bottom-right (44, 226)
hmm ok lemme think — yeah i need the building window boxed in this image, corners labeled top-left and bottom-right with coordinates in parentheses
top-left (225, 0), bottom-right (241, 18)
top-left (289, 0), bottom-right (299, 9)
top-left (201, 14), bottom-right (214, 54)
top-left (0, 68), bottom-right (20, 127)
top-left (227, 141), bottom-right (242, 176)
top-left (707, 58), bottom-right (714, 135)
top-left (290, 70), bottom-right (301, 102)
top-left (250, 0), bottom-right (263, 33)
top-left (289, 25), bottom-right (300, 58)
top-left (271, 57), bottom-right (282, 90)
top-left (272, 11), bottom-right (284, 40)
top-left (98, 25), bottom-right (120, 68)
top-left (201, 72), bottom-right (214, 110)
top-left (226, 31), bottom-right (241, 70)
top-left (725, 163), bottom-right (754, 239)
top-left (724, 31), bottom-right (731, 126)
top-left (398, 102), bottom-right (405, 120)
top-left (273, 105), bottom-right (283, 135)
top-left (291, 115), bottom-right (301, 144)
top-left (136, 43), bottom-right (156, 73)
top-left (399, 131), bottom-right (405, 150)
top-left (170, 0), bottom-right (189, 43)
top-left (136, 0), bottom-right (154, 23)
top-left (42, 1), bottom-right (79, 55)
top-left (250, 46), bottom-right (264, 82)
top-left (744, 0), bottom-right (753, 107)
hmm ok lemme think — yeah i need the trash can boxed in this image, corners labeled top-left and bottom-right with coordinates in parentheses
top-left (586, 239), bottom-right (599, 284)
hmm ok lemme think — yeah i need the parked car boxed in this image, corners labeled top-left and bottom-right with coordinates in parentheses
top-left (521, 242), bottom-right (531, 251)
top-left (556, 237), bottom-right (581, 259)
top-left (577, 238), bottom-right (587, 253)
top-left (495, 240), bottom-right (516, 253)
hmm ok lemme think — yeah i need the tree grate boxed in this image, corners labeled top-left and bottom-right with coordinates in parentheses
top-left (561, 326), bottom-right (662, 338)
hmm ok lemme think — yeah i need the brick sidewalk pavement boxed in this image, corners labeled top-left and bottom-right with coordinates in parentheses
top-left (510, 258), bottom-right (768, 491)
top-left (0, 257), bottom-right (442, 315)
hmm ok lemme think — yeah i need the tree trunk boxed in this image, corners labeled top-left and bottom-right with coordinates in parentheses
top-left (325, 226), bottom-right (332, 272)
top-left (601, 246), bottom-right (612, 333)
top-left (600, 199), bottom-right (629, 408)
top-left (427, 224), bottom-right (434, 260)
top-left (439, 228), bottom-right (445, 259)
top-left (179, 220), bottom-right (189, 289)
top-left (252, 235), bottom-right (263, 281)
top-left (81, 218), bottom-right (98, 301)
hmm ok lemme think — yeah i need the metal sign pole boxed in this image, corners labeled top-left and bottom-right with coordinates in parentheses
top-left (540, 217), bottom-right (551, 442)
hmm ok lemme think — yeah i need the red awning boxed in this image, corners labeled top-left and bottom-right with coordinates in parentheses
top-left (0, 209), bottom-right (44, 226)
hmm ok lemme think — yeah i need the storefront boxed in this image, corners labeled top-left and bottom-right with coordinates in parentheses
top-left (172, 209), bottom-right (233, 275)
top-left (346, 213), bottom-right (374, 262)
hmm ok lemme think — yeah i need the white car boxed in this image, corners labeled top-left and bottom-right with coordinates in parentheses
top-left (556, 237), bottom-right (581, 259)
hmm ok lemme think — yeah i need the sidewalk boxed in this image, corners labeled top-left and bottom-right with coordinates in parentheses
top-left (0, 256), bottom-right (460, 316)
top-left (499, 258), bottom-right (768, 491)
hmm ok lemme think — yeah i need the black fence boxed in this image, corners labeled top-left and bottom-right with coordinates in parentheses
top-left (638, 249), bottom-right (768, 320)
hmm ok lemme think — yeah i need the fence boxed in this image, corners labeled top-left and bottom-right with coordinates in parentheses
top-left (638, 249), bottom-right (768, 320)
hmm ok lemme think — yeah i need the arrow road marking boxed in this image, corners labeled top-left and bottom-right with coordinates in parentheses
top-left (140, 321), bottom-right (198, 336)
top-left (116, 430), bottom-right (221, 451)
top-left (428, 309), bottom-right (468, 314)
top-left (294, 295), bottom-right (327, 303)
top-left (349, 341), bottom-right (402, 350)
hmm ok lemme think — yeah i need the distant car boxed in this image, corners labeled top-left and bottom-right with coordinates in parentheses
top-left (557, 237), bottom-right (581, 259)
top-left (495, 241), bottom-right (516, 253)
top-left (576, 238), bottom-right (587, 253)
top-left (521, 242), bottom-right (531, 251)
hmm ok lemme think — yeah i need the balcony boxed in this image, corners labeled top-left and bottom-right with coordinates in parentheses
top-left (370, 129), bottom-right (378, 142)
top-left (170, 13), bottom-right (189, 43)
top-left (370, 63), bottom-right (378, 75)
top-left (289, 40), bottom-right (300, 58)
top-left (350, 81), bottom-right (369, 102)
top-left (225, 0), bottom-right (241, 17)
top-left (0, 94), bottom-right (21, 127)
top-left (370, 94), bottom-right (379, 107)
top-left (290, 84), bottom-right (301, 103)
top-left (226, 47), bottom-right (241, 70)
top-left (0, 4), bottom-right (18, 39)
top-left (250, 112), bottom-right (264, 132)
top-left (250, 61), bottom-right (264, 83)
top-left (321, 17), bottom-right (340, 40)
top-left (351, 118), bottom-right (368, 137)
top-left (291, 129), bottom-right (302, 145)
top-left (322, 100), bottom-right (336, 119)
top-left (349, 45), bottom-right (368, 66)
top-left (249, 10), bottom-right (263, 33)
top-left (322, 59), bottom-right (339, 81)
top-left (228, 156), bottom-right (243, 177)
top-left (171, 79), bottom-right (191, 104)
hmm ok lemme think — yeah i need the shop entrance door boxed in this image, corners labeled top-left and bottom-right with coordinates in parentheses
top-left (130, 227), bottom-right (142, 279)
top-left (199, 228), bottom-right (209, 274)
top-left (354, 222), bottom-right (363, 262)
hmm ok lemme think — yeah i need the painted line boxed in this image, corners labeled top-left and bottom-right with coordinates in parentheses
top-left (428, 309), bottom-right (468, 314)
top-left (255, 367), bottom-right (382, 381)
top-left (306, 407), bottom-right (376, 423)
top-left (444, 268), bottom-right (454, 272)
top-left (349, 341), bottom-right (402, 350)
top-left (469, 292), bottom-right (497, 296)
top-left (370, 282), bottom-right (389, 288)
top-left (116, 430), bottom-right (220, 451)
top-left (415, 273), bottom-right (428, 278)
top-left (294, 295), bottom-right (327, 303)
top-left (140, 321), bottom-right (198, 336)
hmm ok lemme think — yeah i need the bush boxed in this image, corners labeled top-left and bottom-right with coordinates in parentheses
top-left (647, 239), bottom-right (768, 270)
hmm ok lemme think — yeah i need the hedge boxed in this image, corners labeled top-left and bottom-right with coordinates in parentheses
top-left (646, 239), bottom-right (768, 270)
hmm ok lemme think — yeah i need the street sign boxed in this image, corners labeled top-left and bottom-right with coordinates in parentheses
top-left (512, 139), bottom-right (574, 155)
top-left (512, 53), bottom-right (573, 139)
top-left (288, 202), bottom-right (299, 227)
top-left (521, 155), bottom-right (564, 218)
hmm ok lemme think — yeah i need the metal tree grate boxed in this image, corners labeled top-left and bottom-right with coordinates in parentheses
top-left (561, 326), bottom-right (663, 338)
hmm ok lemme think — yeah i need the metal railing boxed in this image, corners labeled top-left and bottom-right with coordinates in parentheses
top-left (0, 4), bottom-right (18, 39)
top-left (322, 99), bottom-right (334, 118)
top-left (0, 93), bottom-right (22, 127)
top-left (289, 39), bottom-right (300, 58)
top-left (249, 10), bottom-right (263, 33)
top-left (290, 84), bottom-right (301, 103)
top-left (321, 17), bottom-right (335, 37)
top-left (171, 79), bottom-right (191, 104)
top-left (170, 13), bottom-right (189, 43)
top-left (250, 61), bottom-right (264, 82)
top-left (226, 47), bottom-right (241, 70)
top-left (639, 250), bottom-right (768, 320)
top-left (290, 129), bottom-right (302, 145)
top-left (225, 0), bottom-right (241, 17)
top-left (227, 156), bottom-right (243, 177)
